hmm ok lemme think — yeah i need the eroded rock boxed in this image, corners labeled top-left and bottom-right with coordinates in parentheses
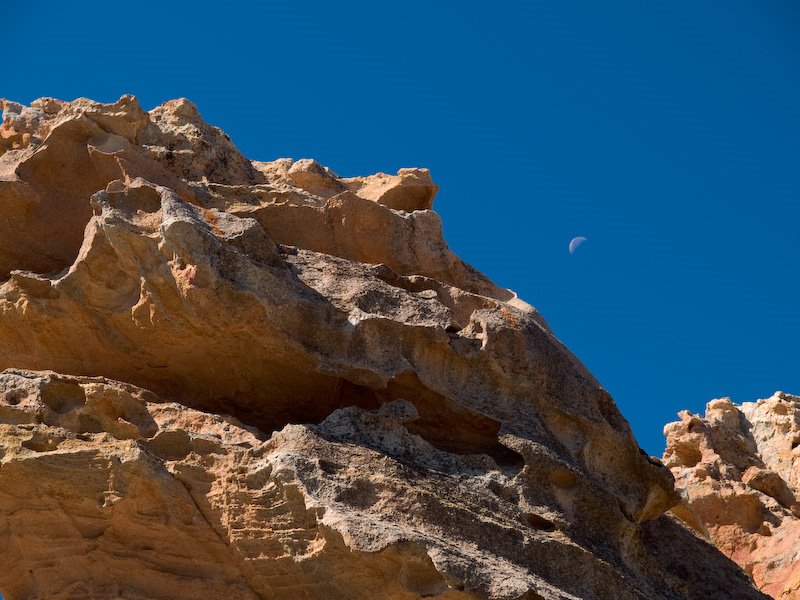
top-left (664, 392), bottom-right (800, 599)
top-left (0, 96), bottom-right (770, 600)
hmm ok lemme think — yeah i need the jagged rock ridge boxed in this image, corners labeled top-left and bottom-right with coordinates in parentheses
top-left (0, 96), bottom-right (768, 599)
top-left (664, 392), bottom-right (800, 599)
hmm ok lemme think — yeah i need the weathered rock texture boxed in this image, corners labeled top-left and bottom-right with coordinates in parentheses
top-left (664, 392), bottom-right (800, 599)
top-left (0, 96), bottom-right (768, 599)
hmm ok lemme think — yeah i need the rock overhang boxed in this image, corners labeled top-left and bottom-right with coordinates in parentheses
top-left (0, 95), bottom-right (771, 600)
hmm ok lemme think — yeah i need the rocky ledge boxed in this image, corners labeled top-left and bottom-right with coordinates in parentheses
top-left (664, 392), bottom-right (800, 599)
top-left (0, 96), bottom-right (769, 599)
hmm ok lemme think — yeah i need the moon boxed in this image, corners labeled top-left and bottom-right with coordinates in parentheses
top-left (568, 236), bottom-right (587, 255)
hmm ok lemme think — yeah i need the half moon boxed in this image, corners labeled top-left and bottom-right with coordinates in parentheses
top-left (568, 236), bottom-right (587, 255)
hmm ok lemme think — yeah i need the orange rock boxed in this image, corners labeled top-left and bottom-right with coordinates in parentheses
top-left (665, 392), bottom-right (800, 598)
top-left (0, 96), bottom-right (770, 600)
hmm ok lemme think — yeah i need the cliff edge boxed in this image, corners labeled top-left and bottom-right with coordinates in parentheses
top-left (0, 96), bottom-right (767, 599)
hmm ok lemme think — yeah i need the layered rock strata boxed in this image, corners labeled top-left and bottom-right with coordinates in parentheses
top-left (0, 96), bottom-right (768, 599)
top-left (664, 392), bottom-right (800, 599)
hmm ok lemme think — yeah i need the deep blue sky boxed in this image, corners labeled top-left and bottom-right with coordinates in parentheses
top-left (4, 1), bottom-right (799, 455)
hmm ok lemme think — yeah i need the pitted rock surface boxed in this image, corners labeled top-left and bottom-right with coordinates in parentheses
top-left (0, 96), bottom-right (769, 600)
top-left (664, 392), bottom-right (800, 599)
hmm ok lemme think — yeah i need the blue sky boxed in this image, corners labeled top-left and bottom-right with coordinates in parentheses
top-left (4, 1), bottom-right (799, 455)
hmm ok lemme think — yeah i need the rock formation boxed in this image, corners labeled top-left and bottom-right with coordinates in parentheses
top-left (664, 392), bottom-right (800, 599)
top-left (0, 95), bottom-right (769, 599)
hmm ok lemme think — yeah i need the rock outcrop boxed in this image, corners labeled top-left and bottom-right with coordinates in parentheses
top-left (0, 96), bottom-right (769, 599)
top-left (664, 392), bottom-right (800, 599)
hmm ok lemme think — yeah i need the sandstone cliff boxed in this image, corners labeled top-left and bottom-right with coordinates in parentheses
top-left (0, 96), bottom-right (768, 599)
top-left (664, 392), bottom-right (800, 599)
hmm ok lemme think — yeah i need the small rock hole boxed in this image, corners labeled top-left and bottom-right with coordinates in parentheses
top-left (21, 432), bottom-right (62, 453)
top-left (4, 392), bottom-right (21, 406)
top-left (40, 379), bottom-right (87, 415)
top-left (548, 468), bottom-right (579, 489)
top-left (516, 592), bottom-right (547, 600)
top-left (525, 512), bottom-right (556, 531)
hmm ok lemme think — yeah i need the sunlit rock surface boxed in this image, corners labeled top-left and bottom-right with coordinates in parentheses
top-left (0, 96), bottom-right (768, 599)
top-left (664, 392), bottom-right (800, 599)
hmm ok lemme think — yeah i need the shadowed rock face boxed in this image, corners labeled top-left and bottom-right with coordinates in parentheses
top-left (664, 393), bottom-right (800, 599)
top-left (0, 96), bottom-right (768, 600)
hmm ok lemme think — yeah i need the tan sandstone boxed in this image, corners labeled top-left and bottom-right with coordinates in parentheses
top-left (0, 96), bottom-right (770, 599)
top-left (664, 392), bottom-right (800, 599)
